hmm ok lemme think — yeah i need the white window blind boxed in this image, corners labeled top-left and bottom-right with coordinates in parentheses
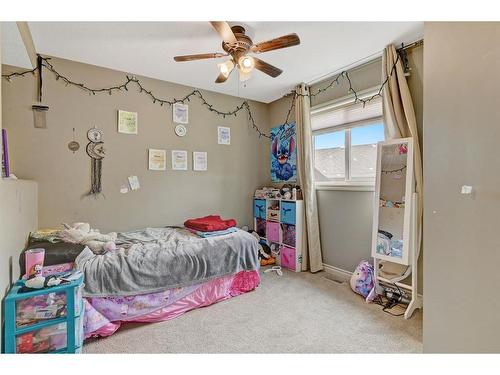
top-left (311, 96), bottom-right (382, 131)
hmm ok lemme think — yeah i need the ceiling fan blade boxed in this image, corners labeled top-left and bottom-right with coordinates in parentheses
top-left (174, 53), bottom-right (227, 62)
top-left (251, 33), bottom-right (300, 53)
top-left (253, 58), bottom-right (283, 78)
top-left (210, 21), bottom-right (237, 44)
top-left (215, 66), bottom-right (235, 83)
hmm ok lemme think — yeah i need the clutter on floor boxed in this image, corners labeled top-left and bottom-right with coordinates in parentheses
top-left (264, 265), bottom-right (283, 276)
top-left (3, 269), bottom-right (84, 354)
top-left (248, 230), bottom-right (276, 266)
top-left (350, 260), bottom-right (376, 302)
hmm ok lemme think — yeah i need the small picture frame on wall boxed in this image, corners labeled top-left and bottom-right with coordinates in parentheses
top-left (218, 126), bottom-right (230, 145)
top-left (193, 151), bottom-right (207, 171)
top-left (148, 149), bottom-right (166, 171)
top-left (118, 110), bottom-right (138, 134)
top-left (172, 150), bottom-right (188, 171)
top-left (173, 103), bottom-right (189, 124)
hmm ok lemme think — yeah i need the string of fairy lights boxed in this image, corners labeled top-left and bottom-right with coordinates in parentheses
top-left (2, 52), bottom-right (401, 139)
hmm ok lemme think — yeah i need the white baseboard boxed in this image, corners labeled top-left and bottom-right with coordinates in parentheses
top-left (322, 263), bottom-right (352, 283)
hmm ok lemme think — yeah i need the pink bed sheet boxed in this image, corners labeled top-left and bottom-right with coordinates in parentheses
top-left (83, 270), bottom-right (260, 339)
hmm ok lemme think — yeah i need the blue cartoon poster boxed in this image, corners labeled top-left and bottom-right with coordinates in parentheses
top-left (271, 123), bottom-right (297, 182)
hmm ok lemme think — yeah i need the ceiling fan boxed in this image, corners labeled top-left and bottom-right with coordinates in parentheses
top-left (173, 22), bottom-right (300, 83)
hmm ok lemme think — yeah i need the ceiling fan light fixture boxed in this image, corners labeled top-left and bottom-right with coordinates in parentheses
top-left (238, 55), bottom-right (255, 74)
top-left (218, 59), bottom-right (235, 77)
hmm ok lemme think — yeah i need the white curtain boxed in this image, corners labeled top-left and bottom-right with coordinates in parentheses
top-left (295, 83), bottom-right (323, 272)
top-left (382, 44), bottom-right (423, 275)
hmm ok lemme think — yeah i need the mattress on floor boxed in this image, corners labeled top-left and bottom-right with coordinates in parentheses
top-left (83, 270), bottom-right (260, 339)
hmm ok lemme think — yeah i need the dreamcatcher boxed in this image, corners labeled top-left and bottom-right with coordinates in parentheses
top-left (86, 127), bottom-right (105, 196)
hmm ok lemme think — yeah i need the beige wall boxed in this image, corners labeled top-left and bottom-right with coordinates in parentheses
top-left (2, 57), bottom-right (271, 233)
top-left (423, 22), bottom-right (500, 353)
top-left (268, 49), bottom-right (423, 286)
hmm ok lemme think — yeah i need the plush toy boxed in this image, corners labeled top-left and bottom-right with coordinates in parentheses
top-left (350, 260), bottom-right (376, 302)
top-left (248, 230), bottom-right (276, 266)
top-left (24, 274), bottom-right (63, 290)
top-left (59, 222), bottom-right (118, 254)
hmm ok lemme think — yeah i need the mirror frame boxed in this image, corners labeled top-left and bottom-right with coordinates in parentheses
top-left (371, 137), bottom-right (415, 266)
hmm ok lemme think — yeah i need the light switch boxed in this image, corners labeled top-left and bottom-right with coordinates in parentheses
top-left (461, 185), bottom-right (473, 194)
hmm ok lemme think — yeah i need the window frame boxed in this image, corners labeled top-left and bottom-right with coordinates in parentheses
top-left (311, 87), bottom-right (384, 190)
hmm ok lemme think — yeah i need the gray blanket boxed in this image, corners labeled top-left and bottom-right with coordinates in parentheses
top-left (75, 227), bottom-right (259, 297)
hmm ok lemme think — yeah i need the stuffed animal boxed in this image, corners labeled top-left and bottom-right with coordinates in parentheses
top-left (25, 274), bottom-right (63, 290)
top-left (59, 222), bottom-right (118, 254)
top-left (248, 230), bottom-right (276, 266)
top-left (350, 260), bottom-right (376, 302)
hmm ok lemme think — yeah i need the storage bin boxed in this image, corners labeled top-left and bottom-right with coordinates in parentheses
top-left (266, 210), bottom-right (280, 221)
top-left (3, 273), bottom-right (84, 354)
top-left (281, 223), bottom-right (296, 247)
top-left (253, 199), bottom-right (266, 219)
top-left (15, 316), bottom-right (83, 354)
top-left (281, 201), bottom-right (296, 225)
top-left (15, 285), bottom-right (82, 328)
top-left (255, 218), bottom-right (266, 238)
top-left (266, 221), bottom-right (280, 243)
top-left (280, 246), bottom-right (296, 271)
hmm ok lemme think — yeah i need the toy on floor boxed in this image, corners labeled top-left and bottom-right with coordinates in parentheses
top-left (248, 230), bottom-right (276, 266)
top-left (350, 260), bottom-right (376, 302)
top-left (264, 266), bottom-right (283, 276)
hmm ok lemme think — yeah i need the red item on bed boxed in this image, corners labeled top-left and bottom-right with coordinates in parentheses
top-left (184, 215), bottom-right (237, 232)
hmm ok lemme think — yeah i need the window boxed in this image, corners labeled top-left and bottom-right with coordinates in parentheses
top-left (350, 122), bottom-right (385, 179)
top-left (311, 91), bottom-right (384, 186)
top-left (314, 129), bottom-right (346, 181)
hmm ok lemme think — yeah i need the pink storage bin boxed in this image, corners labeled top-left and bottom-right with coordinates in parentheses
top-left (280, 246), bottom-right (296, 271)
top-left (266, 221), bottom-right (280, 243)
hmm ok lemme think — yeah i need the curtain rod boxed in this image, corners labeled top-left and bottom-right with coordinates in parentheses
top-left (306, 38), bottom-right (423, 86)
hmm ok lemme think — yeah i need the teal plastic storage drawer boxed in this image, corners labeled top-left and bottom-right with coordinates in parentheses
top-left (281, 201), bottom-right (296, 225)
top-left (3, 274), bottom-right (84, 354)
top-left (254, 199), bottom-right (266, 219)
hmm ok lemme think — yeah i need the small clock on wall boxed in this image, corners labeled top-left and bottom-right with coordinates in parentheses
top-left (174, 124), bottom-right (187, 137)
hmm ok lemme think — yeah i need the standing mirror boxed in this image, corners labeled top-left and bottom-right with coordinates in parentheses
top-left (371, 138), bottom-right (414, 265)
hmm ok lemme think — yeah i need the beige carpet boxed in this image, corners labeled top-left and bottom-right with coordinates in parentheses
top-left (83, 269), bottom-right (422, 353)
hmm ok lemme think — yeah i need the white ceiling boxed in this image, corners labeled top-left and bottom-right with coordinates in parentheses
top-left (1, 22), bottom-right (423, 103)
top-left (1, 22), bottom-right (33, 69)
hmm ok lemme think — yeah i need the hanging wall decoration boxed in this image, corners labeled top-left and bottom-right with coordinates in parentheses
top-left (174, 124), bottom-right (187, 137)
top-left (86, 127), bottom-right (106, 196)
top-left (148, 149), bottom-right (167, 171)
top-left (172, 150), bottom-right (188, 170)
top-left (217, 126), bottom-right (231, 145)
top-left (118, 110), bottom-right (138, 134)
top-left (271, 123), bottom-right (297, 182)
top-left (173, 102), bottom-right (189, 124)
top-left (68, 128), bottom-right (80, 153)
top-left (32, 55), bottom-right (49, 129)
